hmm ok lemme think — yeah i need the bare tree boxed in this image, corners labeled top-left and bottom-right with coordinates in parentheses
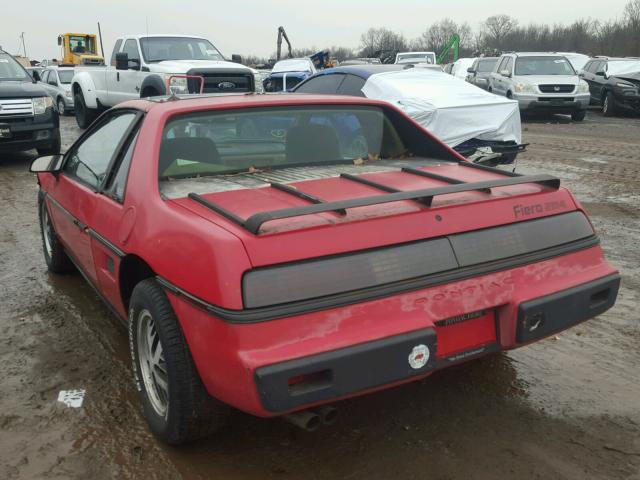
top-left (359, 27), bottom-right (407, 59)
top-left (625, 0), bottom-right (640, 53)
top-left (483, 15), bottom-right (518, 49)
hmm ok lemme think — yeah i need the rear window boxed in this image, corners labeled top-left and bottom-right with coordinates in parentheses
top-left (477, 58), bottom-right (498, 72)
top-left (159, 106), bottom-right (409, 179)
top-left (515, 56), bottom-right (576, 76)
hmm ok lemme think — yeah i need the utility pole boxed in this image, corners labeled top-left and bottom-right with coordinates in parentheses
top-left (20, 32), bottom-right (27, 58)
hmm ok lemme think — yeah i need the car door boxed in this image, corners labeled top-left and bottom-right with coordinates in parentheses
top-left (110, 39), bottom-right (144, 105)
top-left (491, 56), bottom-right (507, 94)
top-left (40, 70), bottom-right (55, 99)
top-left (45, 110), bottom-right (140, 286)
top-left (88, 123), bottom-right (142, 316)
top-left (592, 61), bottom-right (608, 103)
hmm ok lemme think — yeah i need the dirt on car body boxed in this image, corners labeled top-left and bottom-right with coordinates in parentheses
top-left (0, 112), bottom-right (639, 480)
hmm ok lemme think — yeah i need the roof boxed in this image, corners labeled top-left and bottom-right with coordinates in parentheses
top-left (507, 52), bottom-right (573, 57)
top-left (313, 64), bottom-right (408, 79)
top-left (118, 92), bottom-right (393, 114)
top-left (118, 34), bottom-right (208, 40)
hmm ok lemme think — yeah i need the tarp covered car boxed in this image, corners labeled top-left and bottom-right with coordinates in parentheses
top-left (294, 65), bottom-right (525, 164)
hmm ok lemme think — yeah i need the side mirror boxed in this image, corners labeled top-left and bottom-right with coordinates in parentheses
top-left (57, 35), bottom-right (62, 46)
top-left (31, 70), bottom-right (41, 82)
top-left (231, 54), bottom-right (243, 64)
top-left (595, 71), bottom-right (605, 77)
top-left (115, 52), bottom-right (129, 70)
top-left (128, 58), bottom-right (141, 71)
top-left (467, 67), bottom-right (476, 73)
top-left (30, 154), bottom-right (64, 174)
top-left (500, 69), bottom-right (511, 78)
top-left (48, 79), bottom-right (58, 86)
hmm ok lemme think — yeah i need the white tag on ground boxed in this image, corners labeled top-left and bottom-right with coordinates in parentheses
top-left (57, 389), bottom-right (86, 408)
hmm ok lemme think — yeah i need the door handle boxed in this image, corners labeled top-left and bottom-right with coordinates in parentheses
top-left (117, 72), bottom-right (120, 81)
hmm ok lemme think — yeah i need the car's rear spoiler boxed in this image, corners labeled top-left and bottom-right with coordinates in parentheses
top-left (188, 162), bottom-right (560, 235)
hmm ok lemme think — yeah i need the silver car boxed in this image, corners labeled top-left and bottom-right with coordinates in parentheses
top-left (39, 67), bottom-right (75, 115)
top-left (466, 57), bottom-right (499, 90)
top-left (488, 52), bottom-right (590, 121)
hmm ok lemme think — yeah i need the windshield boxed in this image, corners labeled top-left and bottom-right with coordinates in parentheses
top-left (515, 56), bottom-right (576, 76)
top-left (158, 106), bottom-right (412, 180)
top-left (607, 60), bottom-right (640, 76)
top-left (398, 53), bottom-right (435, 64)
top-left (57, 70), bottom-right (75, 84)
top-left (69, 35), bottom-right (96, 55)
top-left (0, 53), bottom-right (30, 81)
top-left (477, 58), bottom-right (498, 72)
top-left (140, 37), bottom-right (225, 63)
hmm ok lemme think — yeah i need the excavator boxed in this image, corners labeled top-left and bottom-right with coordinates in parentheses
top-left (276, 26), bottom-right (293, 62)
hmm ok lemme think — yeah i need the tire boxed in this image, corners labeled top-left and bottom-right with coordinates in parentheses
top-left (36, 130), bottom-right (61, 156)
top-left (571, 109), bottom-right (586, 121)
top-left (57, 97), bottom-right (67, 116)
top-left (38, 194), bottom-right (73, 273)
top-left (603, 91), bottom-right (617, 117)
top-left (141, 88), bottom-right (160, 98)
top-left (129, 279), bottom-right (228, 444)
top-left (74, 89), bottom-right (98, 129)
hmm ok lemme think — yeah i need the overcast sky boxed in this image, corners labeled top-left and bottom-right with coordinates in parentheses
top-left (1, 0), bottom-right (632, 60)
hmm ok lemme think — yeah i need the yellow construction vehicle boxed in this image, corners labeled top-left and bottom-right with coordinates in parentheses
top-left (57, 33), bottom-right (104, 66)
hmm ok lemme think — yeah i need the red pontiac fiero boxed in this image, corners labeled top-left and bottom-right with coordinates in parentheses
top-left (31, 94), bottom-right (619, 444)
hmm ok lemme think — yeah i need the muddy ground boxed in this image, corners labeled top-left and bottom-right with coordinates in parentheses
top-left (1, 111), bottom-right (639, 480)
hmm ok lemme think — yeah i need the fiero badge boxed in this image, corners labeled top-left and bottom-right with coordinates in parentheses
top-left (408, 344), bottom-right (430, 369)
top-left (513, 200), bottom-right (567, 219)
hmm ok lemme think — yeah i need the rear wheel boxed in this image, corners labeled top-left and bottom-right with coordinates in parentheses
top-left (571, 109), bottom-right (586, 121)
top-left (74, 89), bottom-right (98, 129)
top-left (603, 91), bottom-right (617, 117)
top-left (129, 279), bottom-right (228, 444)
top-left (38, 195), bottom-right (73, 273)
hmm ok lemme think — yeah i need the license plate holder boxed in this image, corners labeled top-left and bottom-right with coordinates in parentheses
top-left (435, 310), bottom-right (497, 358)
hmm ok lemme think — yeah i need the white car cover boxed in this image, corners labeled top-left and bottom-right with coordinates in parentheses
top-left (361, 68), bottom-right (522, 148)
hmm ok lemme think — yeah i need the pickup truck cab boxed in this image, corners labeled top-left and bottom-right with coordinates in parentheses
top-left (71, 34), bottom-right (260, 128)
top-left (0, 49), bottom-right (60, 155)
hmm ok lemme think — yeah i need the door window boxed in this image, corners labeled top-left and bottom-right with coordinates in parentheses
top-left (504, 57), bottom-right (514, 73)
top-left (110, 39), bottom-right (123, 66)
top-left (337, 74), bottom-right (366, 96)
top-left (64, 112), bottom-right (137, 189)
top-left (105, 131), bottom-right (139, 202)
top-left (122, 39), bottom-right (140, 63)
top-left (40, 70), bottom-right (50, 83)
top-left (295, 74), bottom-right (345, 94)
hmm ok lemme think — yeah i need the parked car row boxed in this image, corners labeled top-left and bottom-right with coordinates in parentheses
top-left (459, 52), bottom-right (639, 118)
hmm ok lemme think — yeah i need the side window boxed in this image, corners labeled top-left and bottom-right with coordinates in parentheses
top-left (496, 57), bottom-right (507, 72)
top-left (64, 112), bottom-right (137, 189)
top-left (48, 71), bottom-right (58, 86)
top-left (40, 70), bottom-right (50, 83)
top-left (295, 74), bottom-right (345, 94)
top-left (505, 57), bottom-right (514, 73)
top-left (337, 74), bottom-right (366, 97)
top-left (110, 39), bottom-right (123, 66)
top-left (106, 131), bottom-right (139, 202)
top-left (122, 39), bottom-right (140, 62)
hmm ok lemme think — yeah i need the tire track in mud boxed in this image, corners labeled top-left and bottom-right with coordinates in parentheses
top-left (1, 114), bottom-right (639, 479)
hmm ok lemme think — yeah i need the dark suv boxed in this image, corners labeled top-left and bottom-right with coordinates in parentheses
top-left (580, 57), bottom-right (640, 116)
top-left (0, 49), bottom-right (60, 155)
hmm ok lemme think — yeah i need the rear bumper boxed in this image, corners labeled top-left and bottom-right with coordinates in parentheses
top-left (167, 244), bottom-right (619, 416)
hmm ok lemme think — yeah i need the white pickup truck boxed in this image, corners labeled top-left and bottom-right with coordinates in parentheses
top-left (71, 34), bottom-right (261, 128)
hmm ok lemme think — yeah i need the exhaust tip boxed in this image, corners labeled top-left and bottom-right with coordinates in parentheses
top-left (283, 410), bottom-right (322, 432)
top-left (317, 405), bottom-right (338, 426)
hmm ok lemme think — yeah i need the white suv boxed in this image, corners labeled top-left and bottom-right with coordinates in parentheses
top-left (489, 52), bottom-right (590, 121)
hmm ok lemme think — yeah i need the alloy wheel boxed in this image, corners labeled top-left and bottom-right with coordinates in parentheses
top-left (137, 309), bottom-right (169, 418)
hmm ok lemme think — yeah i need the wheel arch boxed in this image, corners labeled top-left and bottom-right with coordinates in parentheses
top-left (140, 74), bottom-right (167, 98)
top-left (119, 254), bottom-right (157, 312)
top-left (71, 72), bottom-right (98, 109)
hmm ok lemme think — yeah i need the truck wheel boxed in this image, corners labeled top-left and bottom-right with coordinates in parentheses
top-left (129, 279), bottom-right (228, 444)
top-left (74, 90), bottom-right (98, 129)
top-left (57, 97), bottom-right (67, 116)
top-left (36, 130), bottom-right (61, 156)
top-left (602, 92), bottom-right (617, 117)
top-left (38, 195), bottom-right (73, 273)
top-left (571, 110), bottom-right (586, 121)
